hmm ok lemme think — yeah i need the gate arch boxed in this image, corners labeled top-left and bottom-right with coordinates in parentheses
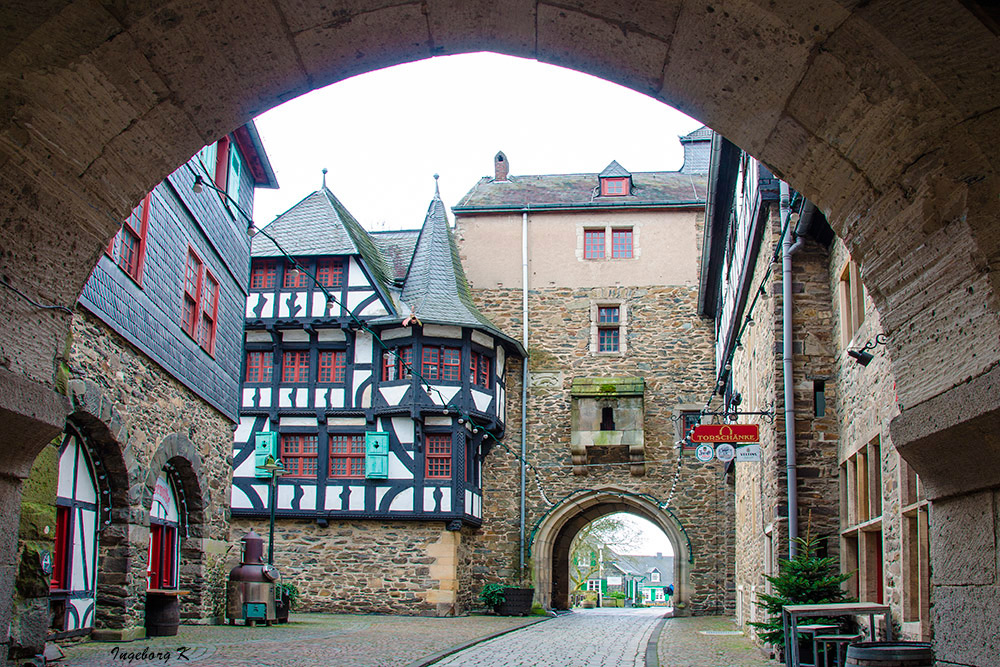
top-left (530, 488), bottom-right (691, 614)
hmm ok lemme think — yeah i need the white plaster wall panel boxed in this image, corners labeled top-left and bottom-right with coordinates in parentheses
top-left (245, 330), bottom-right (270, 343)
top-left (496, 346), bottom-right (505, 372)
top-left (427, 384), bottom-right (460, 406)
top-left (499, 386), bottom-right (506, 423)
top-left (329, 417), bottom-right (366, 427)
top-left (234, 416), bottom-right (256, 444)
top-left (465, 489), bottom-right (473, 514)
top-left (279, 388), bottom-right (293, 408)
top-left (231, 485), bottom-right (253, 510)
top-left (280, 416), bottom-right (318, 427)
top-left (325, 486), bottom-right (342, 511)
top-left (251, 484), bottom-right (269, 508)
top-left (390, 488), bottom-right (414, 512)
top-left (57, 438), bottom-right (77, 498)
top-left (70, 599), bottom-right (92, 627)
top-left (276, 292), bottom-right (307, 318)
top-left (234, 451), bottom-right (256, 477)
top-left (329, 387), bottom-right (345, 408)
top-left (295, 387), bottom-right (308, 407)
top-left (471, 331), bottom-right (494, 348)
top-left (259, 388), bottom-right (272, 408)
top-left (318, 329), bottom-right (346, 342)
top-left (281, 329), bottom-right (309, 343)
top-left (388, 452), bottom-right (413, 480)
top-left (348, 486), bottom-right (365, 511)
top-left (471, 389), bottom-right (492, 413)
top-left (354, 331), bottom-right (373, 365)
top-left (311, 293), bottom-right (328, 318)
top-left (379, 384), bottom-right (410, 406)
top-left (474, 493), bottom-right (481, 518)
top-left (360, 300), bottom-right (388, 316)
top-left (78, 509), bottom-right (97, 586)
top-left (440, 487), bottom-right (452, 513)
top-left (277, 485), bottom-right (295, 510)
top-left (314, 388), bottom-right (328, 408)
top-left (360, 384), bottom-right (372, 408)
top-left (70, 510), bottom-right (87, 588)
top-left (348, 257), bottom-right (367, 287)
top-left (241, 388), bottom-right (257, 408)
top-left (424, 324), bottom-right (462, 339)
top-left (299, 486), bottom-right (317, 511)
top-left (347, 289), bottom-right (374, 313)
top-left (423, 487), bottom-right (436, 512)
top-left (424, 416), bottom-right (452, 427)
top-left (375, 486), bottom-right (391, 509)
top-left (391, 417), bottom-right (414, 445)
top-left (380, 327), bottom-right (411, 341)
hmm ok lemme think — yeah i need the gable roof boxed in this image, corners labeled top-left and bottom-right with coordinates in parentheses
top-left (608, 550), bottom-right (675, 583)
top-left (371, 229), bottom-right (420, 283)
top-left (251, 187), bottom-right (393, 291)
top-left (599, 160), bottom-right (631, 178)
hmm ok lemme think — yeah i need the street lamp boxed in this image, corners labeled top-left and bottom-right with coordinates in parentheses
top-left (256, 456), bottom-right (285, 565)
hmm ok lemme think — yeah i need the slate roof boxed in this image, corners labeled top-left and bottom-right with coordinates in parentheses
top-left (393, 193), bottom-right (519, 350)
top-left (251, 187), bottom-right (393, 291)
top-left (680, 125), bottom-right (714, 142)
top-left (599, 160), bottom-right (631, 178)
top-left (609, 550), bottom-right (675, 584)
top-left (680, 126), bottom-right (713, 175)
top-left (371, 229), bottom-right (420, 283)
top-left (453, 169), bottom-right (705, 211)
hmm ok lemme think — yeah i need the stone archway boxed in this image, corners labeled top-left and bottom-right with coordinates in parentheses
top-left (530, 489), bottom-right (691, 614)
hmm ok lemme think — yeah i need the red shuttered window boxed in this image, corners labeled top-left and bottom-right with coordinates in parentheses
top-left (318, 350), bottom-right (346, 383)
top-left (382, 346), bottom-right (412, 381)
top-left (470, 352), bottom-right (492, 389)
top-left (282, 350), bottom-right (310, 383)
top-left (245, 352), bottom-right (273, 383)
top-left (282, 434), bottom-right (318, 478)
top-left (198, 272), bottom-right (219, 355)
top-left (329, 435), bottom-right (365, 478)
top-left (283, 260), bottom-right (310, 289)
top-left (425, 434), bottom-right (452, 479)
top-left (317, 259), bottom-right (345, 288)
top-left (182, 250), bottom-right (203, 339)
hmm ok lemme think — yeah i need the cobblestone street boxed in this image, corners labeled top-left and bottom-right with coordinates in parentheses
top-left (58, 611), bottom-right (773, 666)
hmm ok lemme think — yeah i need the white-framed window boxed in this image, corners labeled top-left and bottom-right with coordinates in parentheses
top-left (590, 300), bottom-right (627, 355)
top-left (651, 571), bottom-right (660, 583)
top-left (587, 579), bottom-right (602, 592)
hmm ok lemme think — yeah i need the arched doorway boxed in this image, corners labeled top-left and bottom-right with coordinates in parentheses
top-left (531, 489), bottom-right (691, 614)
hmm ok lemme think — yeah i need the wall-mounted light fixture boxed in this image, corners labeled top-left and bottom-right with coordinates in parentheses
top-left (848, 333), bottom-right (888, 366)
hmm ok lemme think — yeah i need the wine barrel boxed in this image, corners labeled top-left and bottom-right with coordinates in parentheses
top-left (146, 593), bottom-right (181, 637)
top-left (845, 642), bottom-right (933, 667)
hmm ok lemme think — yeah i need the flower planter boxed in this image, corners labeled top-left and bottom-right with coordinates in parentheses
top-left (495, 587), bottom-right (534, 616)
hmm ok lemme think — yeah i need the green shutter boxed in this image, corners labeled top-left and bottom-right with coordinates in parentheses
top-left (226, 146), bottom-right (242, 217)
top-left (254, 432), bottom-right (278, 478)
top-left (365, 432), bottom-right (389, 479)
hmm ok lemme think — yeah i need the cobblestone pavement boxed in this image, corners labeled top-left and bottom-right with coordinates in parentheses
top-left (431, 607), bottom-right (664, 667)
top-left (657, 615), bottom-right (775, 667)
top-left (58, 613), bottom-right (539, 667)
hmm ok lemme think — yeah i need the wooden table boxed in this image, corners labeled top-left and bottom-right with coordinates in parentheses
top-left (782, 602), bottom-right (891, 667)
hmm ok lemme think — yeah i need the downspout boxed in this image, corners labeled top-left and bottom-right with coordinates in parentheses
top-left (781, 182), bottom-right (804, 558)
top-left (520, 209), bottom-right (529, 579)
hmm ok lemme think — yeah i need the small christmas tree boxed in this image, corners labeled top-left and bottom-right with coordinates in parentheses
top-left (750, 533), bottom-right (854, 646)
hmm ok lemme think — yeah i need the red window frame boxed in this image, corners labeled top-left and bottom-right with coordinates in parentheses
top-left (115, 193), bottom-right (151, 283)
top-left (182, 249), bottom-right (203, 339)
top-left (318, 350), bottom-right (346, 383)
top-left (421, 346), bottom-right (461, 382)
top-left (250, 260), bottom-right (276, 290)
top-left (470, 351), bottom-right (492, 389)
top-left (598, 327), bottom-right (620, 353)
top-left (598, 306), bottom-right (620, 325)
top-left (601, 177), bottom-right (629, 196)
top-left (148, 521), bottom-right (178, 590)
top-left (329, 434), bottom-right (365, 478)
top-left (283, 260), bottom-right (310, 289)
top-left (245, 351), bottom-right (273, 383)
top-left (282, 350), bottom-right (310, 383)
top-left (382, 346), bottom-right (412, 381)
top-left (282, 434), bottom-right (318, 478)
top-left (214, 137), bottom-right (230, 189)
top-left (317, 258), bottom-right (345, 288)
top-left (198, 271), bottom-right (219, 355)
top-left (584, 229), bottom-right (605, 259)
top-left (612, 228), bottom-right (633, 258)
top-left (51, 505), bottom-right (70, 590)
top-left (425, 434), bottom-right (452, 479)
top-left (598, 306), bottom-right (620, 352)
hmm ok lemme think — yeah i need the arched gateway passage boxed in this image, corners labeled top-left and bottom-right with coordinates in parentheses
top-left (1, 2), bottom-right (998, 662)
top-left (531, 490), bottom-right (690, 614)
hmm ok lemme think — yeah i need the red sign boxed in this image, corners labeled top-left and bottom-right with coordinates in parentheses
top-left (690, 424), bottom-right (759, 443)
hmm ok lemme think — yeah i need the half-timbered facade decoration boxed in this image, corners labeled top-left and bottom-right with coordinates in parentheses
top-left (231, 183), bottom-right (524, 530)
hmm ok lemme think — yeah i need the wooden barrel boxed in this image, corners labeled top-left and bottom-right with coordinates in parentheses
top-left (846, 642), bottom-right (933, 667)
top-left (145, 594), bottom-right (181, 637)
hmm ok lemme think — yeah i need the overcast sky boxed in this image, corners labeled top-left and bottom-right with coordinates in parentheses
top-left (251, 52), bottom-right (704, 230)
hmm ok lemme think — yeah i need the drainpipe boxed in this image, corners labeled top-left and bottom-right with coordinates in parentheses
top-left (781, 182), bottom-right (804, 558)
top-left (519, 209), bottom-right (529, 579)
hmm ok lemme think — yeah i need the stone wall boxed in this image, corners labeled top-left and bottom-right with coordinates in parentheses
top-left (11, 309), bottom-right (236, 647)
top-left (229, 519), bottom-right (466, 616)
top-left (464, 283), bottom-right (734, 615)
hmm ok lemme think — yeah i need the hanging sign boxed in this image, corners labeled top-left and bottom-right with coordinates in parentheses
top-left (690, 424), bottom-right (759, 443)
top-left (715, 443), bottom-right (736, 462)
top-left (695, 444), bottom-right (715, 462)
top-left (736, 444), bottom-right (761, 462)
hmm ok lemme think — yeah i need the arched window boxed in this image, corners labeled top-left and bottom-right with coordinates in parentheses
top-left (148, 473), bottom-right (182, 590)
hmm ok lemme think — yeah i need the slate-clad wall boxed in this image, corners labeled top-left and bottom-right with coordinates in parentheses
top-left (78, 150), bottom-right (253, 421)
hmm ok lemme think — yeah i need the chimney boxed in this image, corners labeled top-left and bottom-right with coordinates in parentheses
top-left (494, 151), bottom-right (509, 181)
top-left (656, 552), bottom-right (662, 558)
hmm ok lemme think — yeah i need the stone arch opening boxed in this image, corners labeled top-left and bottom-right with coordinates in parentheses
top-left (530, 489), bottom-right (691, 614)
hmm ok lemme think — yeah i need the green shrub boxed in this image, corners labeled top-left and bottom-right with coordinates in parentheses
top-left (479, 583), bottom-right (506, 608)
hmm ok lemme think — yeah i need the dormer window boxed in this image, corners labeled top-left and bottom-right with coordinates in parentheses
top-left (601, 177), bottom-right (629, 196)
